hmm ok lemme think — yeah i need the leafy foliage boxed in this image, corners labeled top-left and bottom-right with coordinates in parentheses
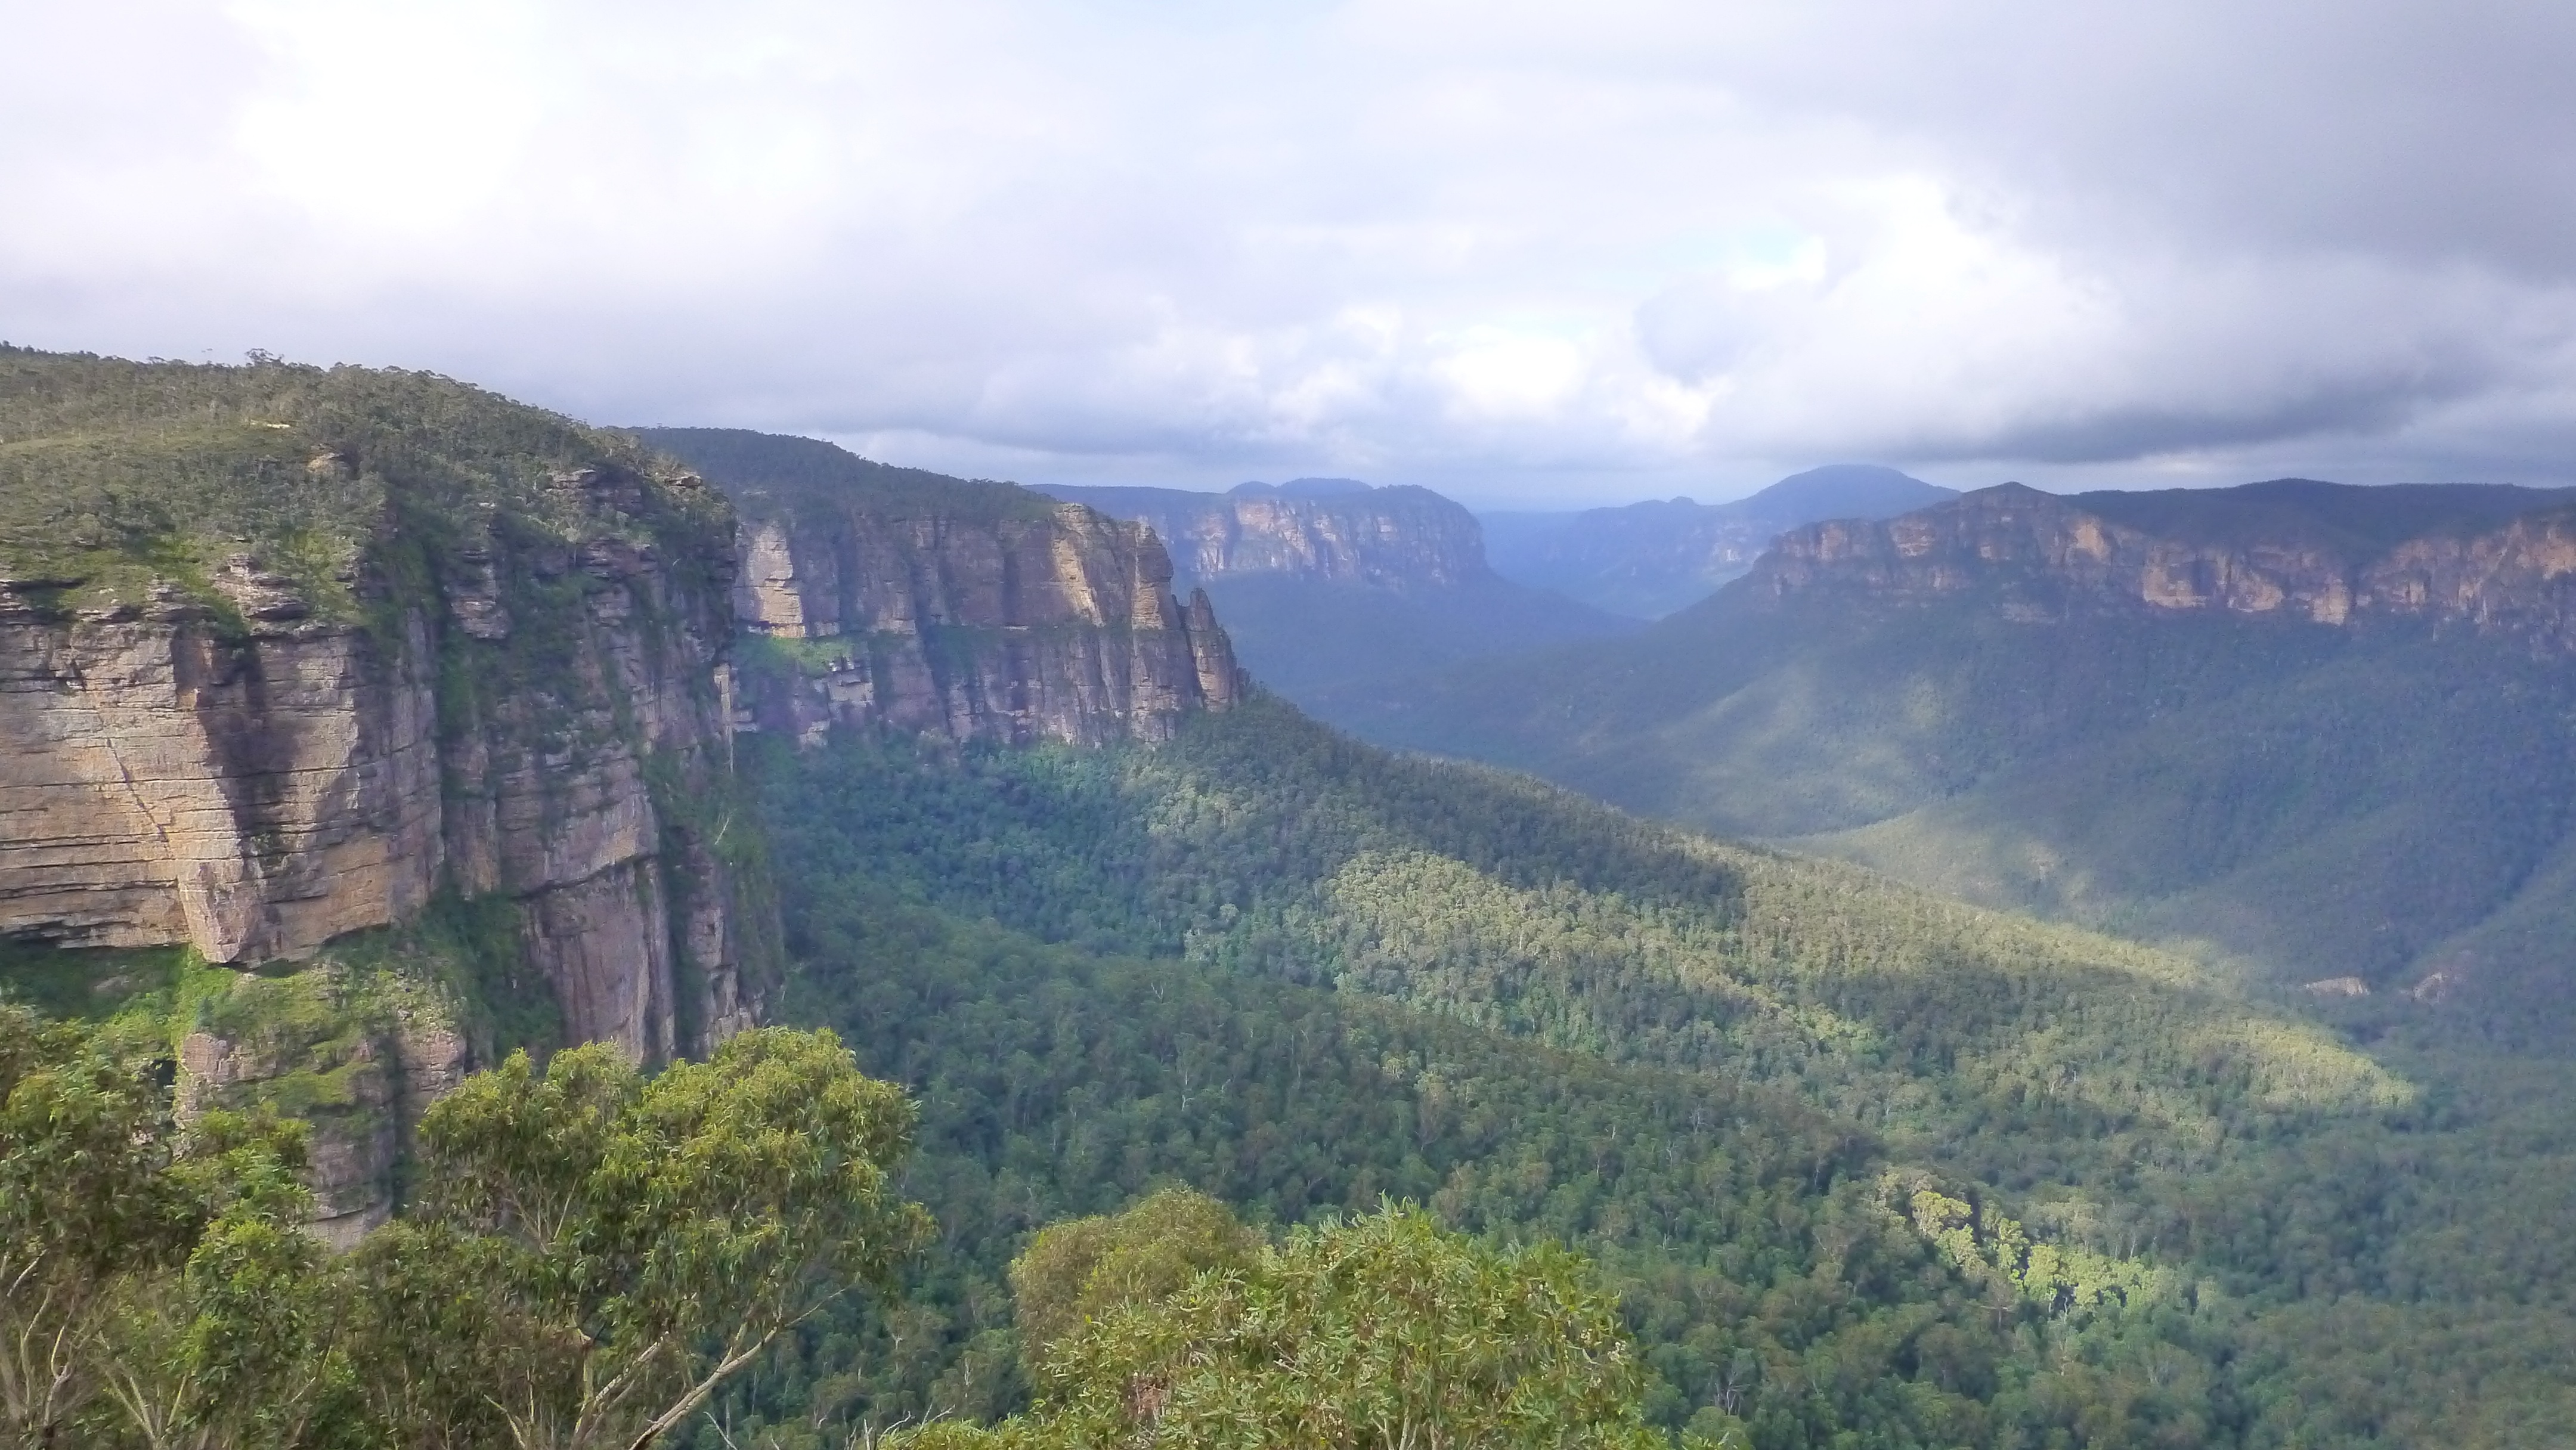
top-left (1007, 1188), bottom-right (1259, 1374)
top-left (724, 699), bottom-right (2576, 1449)
top-left (904, 1198), bottom-right (1688, 1450)
top-left (368, 1030), bottom-right (930, 1450)
top-left (0, 1018), bottom-right (930, 1450)
top-left (0, 1002), bottom-right (318, 1448)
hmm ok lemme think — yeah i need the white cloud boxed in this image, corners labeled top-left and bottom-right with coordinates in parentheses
top-left (5, 0), bottom-right (2576, 504)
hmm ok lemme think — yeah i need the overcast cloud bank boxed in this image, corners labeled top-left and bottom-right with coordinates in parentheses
top-left (7, 0), bottom-right (2574, 504)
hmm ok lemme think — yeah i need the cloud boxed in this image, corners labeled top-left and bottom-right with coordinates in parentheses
top-left (5, 0), bottom-right (2575, 503)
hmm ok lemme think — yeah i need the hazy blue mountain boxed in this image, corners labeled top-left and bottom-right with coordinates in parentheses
top-left (1361, 476), bottom-right (2576, 1021)
top-left (1036, 478), bottom-right (1637, 724)
top-left (1483, 463), bottom-right (1959, 616)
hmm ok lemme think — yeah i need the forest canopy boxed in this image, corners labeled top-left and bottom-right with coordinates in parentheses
top-left (2, 1011), bottom-right (1717, 1450)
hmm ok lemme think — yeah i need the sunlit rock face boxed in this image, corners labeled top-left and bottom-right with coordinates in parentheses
top-left (605, 427), bottom-right (1248, 751)
top-left (1040, 478), bottom-right (1489, 592)
top-left (1754, 479), bottom-right (2576, 647)
top-left (0, 464), bottom-right (764, 1067)
top-left (729, 501), bottom-right (1241, 748)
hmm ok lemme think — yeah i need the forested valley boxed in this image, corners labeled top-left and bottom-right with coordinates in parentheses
top-left (6, 355), bottom-right (2575, 1448)
top-left (701, 696), bottom-right (2576, 1448)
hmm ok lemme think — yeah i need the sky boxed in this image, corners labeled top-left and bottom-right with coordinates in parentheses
top-left (7, 1), bottom-right (2576, 508)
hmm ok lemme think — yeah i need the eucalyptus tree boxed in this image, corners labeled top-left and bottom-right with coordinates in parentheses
top-left (0, 1005), bottom-right (317, 1450)
top-left (362, 1027), bottom-right (933, 1450)
top-left (903, 1197), bottom-right (1698, 1450)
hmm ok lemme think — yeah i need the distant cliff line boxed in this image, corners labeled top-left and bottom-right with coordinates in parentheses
top-left (633, 427), bottom-right (1244, 749)
top-left (1754, 478), bottom-right (2576, 649)
top-left (1035, 478), bottom-right (1491, 591)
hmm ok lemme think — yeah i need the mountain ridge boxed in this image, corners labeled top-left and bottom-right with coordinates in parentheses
top-left (1349, 475), bottom-right (2576, 1013)
top-left (1751, 477), bottom-right (2576, 641)
top-left (1484, 463), bottom-right (1959, 617)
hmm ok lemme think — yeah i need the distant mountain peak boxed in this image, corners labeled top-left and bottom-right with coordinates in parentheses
top-left (1478, 466), bottom-right (1958, 618)
top-left (1729, 464), bottom-right (1958, 520)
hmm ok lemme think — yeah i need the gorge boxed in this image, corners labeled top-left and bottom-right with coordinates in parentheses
top-left (0, 353), bottom-right (1244, 1239)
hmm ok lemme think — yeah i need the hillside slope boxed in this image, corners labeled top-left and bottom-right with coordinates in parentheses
top-left (731, 697), bottom-right (2576, 1449)
top-left (1359, 478), bottom-right (2576, 1018)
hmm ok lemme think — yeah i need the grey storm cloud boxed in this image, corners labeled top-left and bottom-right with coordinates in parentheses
top-left (5, 0), bottom-right (2575, 504)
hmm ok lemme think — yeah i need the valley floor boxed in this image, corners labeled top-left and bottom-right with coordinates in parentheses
top-left (721, 701), bottom-right (2576, 1449)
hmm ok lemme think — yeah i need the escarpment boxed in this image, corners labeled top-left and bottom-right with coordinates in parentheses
top-left (1, 351), bottom-right (782, 1229)
top-left (1017, 474), bottom-right (1639, 723)
top-left (0, 519), bottom-right (758, 1059)
top-left (1037, 478), bottom-right (1488, 589)
top-left (1754, 478), bottom-right (2576, 646)
top-left (631, 428), bottom-right (1243, 746)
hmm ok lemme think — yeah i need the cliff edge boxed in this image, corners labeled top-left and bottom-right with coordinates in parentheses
top-left (1754, 478), bottom-right (2576, 646)
top-left (1038, 478), bottom-right (1487, 591)
top-left (633, 429), bottom-right (1242, 747)
top-left (0, 350), bottom-right (776, 1238)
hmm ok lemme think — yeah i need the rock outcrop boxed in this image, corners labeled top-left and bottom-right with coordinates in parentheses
top-left (175, 966), bottom-right (469, 1247)
top-left (0, 352), bottom-right (787, 1232)
top-left (726, 506), bottom-right (1239, 747)
top-left (1038, 479), bottom-right (1487, 590)
top-left (1, 355), bottom-right (773, 1068)
top-left (0, 476), bottom-right (757, 1063)
top-left (631, 429), bottom-right (1244, 748)
top-left (1753, 479), bottom-right (2576, 647)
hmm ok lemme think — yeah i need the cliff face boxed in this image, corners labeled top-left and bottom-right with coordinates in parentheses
top-left (1, 352), bottom-right (779, 1232)
top-left (0, 583), bottom-right (445, 966)
top-left (632, 429), bottom-right (1242, 748)
top-left (1753, 479), bottom-right (2576, 646)
top-left (1025, 475), bottom-right (1640, 727)
top-left (1038, 479), bottom-right (1487, 590)
top-left (0, 469), bottom-right (757, 1065)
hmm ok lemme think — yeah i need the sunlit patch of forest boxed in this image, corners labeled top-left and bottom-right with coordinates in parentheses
top-left (708, 697), bottom-right (2576, 1448)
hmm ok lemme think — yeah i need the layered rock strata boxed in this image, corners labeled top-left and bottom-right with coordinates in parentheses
top-left (1037, 480), bottom-right (1487, 590)
top-left (729, 503), bottom-right (1243, 746)
top-left (1754, 480), bottom-right (2576, 647)
top-left (0, 467), bottom-right (763, 1065)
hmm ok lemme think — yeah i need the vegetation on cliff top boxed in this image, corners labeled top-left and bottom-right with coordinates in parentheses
top-left (0, 347), bottom-right (731, 625)
top-left (630, 427), bottom-right (1060, 529)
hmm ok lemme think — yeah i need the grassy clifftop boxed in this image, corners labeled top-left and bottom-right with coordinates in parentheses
top-left (0, 347), bottom-right (732, 624)
top-left (629, 425), bottom-right (1058, 528)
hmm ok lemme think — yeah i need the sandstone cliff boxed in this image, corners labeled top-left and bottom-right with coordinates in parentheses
top-left (633, 429), bottom-right (1243, 747)
top-left (1, 351), bottom-right (778, 1225)
top-left (1024, 474), bottom-right (1637, 727)
top-left (1753, 478), bottom-right (2576, 647)
top-left (1038, 478), bottom-right (1487, 590)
